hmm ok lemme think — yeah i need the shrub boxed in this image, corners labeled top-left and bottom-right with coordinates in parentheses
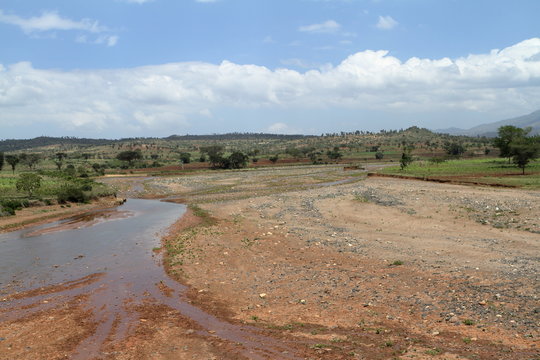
top-left (269, 155), bottom-right (279, 164)
top-left (16, 173), bottom-right (42, 197)
top-left (57, 185), bottom-right (89, 204)
top-left (0, 199), bottom-right (29, 216)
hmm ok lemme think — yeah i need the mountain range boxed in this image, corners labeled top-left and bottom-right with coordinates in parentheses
top-left (437, 109), bottom-right (540, 137)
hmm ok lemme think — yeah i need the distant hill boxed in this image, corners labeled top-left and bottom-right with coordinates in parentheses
top-left (0, 133), bottom-right (309, 152)
top-left (437, 109), bottom-right (540, 137)
top-left (0, 136), bottom-right (116, 152)
top-left (165, 133), bottom-right (307, 141)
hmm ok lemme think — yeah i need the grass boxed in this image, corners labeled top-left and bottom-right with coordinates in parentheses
top-left (425, 348), bottom-right (442, 356)
top-left (379, 158), bottom-right (540, 189)
top-left (188, 204), bottom-right (215, 227)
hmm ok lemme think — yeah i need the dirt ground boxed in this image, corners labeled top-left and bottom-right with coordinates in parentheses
top-left (1, 165), bottom-right (539, 359)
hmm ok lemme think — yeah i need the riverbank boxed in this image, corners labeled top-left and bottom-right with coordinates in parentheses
top-left (157, 166), bottom-right (539, 359)
top-left (0, 196), bottom-right (125, 234)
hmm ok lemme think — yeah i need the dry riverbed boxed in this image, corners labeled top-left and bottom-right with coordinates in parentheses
top-left (1, 165), bottom-right (539, 359)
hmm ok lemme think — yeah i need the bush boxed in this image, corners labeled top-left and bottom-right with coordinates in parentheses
top-left (16, 173), bottom-right (42, 196)
top-left (57, 185), bottom-right (89, 204)
top-left (0, 199), bottom-right (29, 216)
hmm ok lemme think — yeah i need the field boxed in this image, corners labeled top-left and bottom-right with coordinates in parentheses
top-left (379, 158), bottom-right (540, 188)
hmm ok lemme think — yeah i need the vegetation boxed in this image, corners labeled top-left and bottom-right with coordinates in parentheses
top-left (493, 126), bottom-right (539, 174)
top-left (380, 158), bottom-right (540, 188)
top-left (399, 148), bottom-right (413, 170)
top-left (444, 141), bottom-right (466, 157)
top-left (116, 150), bottom-right (143, 167)
top-left (16, 173), bottom-right (42, 197)
top-left (5, 155), bottom-right (20, 174)
top-left (0, 125), bottom-right (537, 218)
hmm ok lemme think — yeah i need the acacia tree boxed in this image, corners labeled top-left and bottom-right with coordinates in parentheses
top-left (54, 152), bottom-right (67, 170)
top-left (116, 150), bottom-right (143, 167)
top-left (510, 135), bottom-right (540, 175)
top-left (23, 154), bottom-right (41, 170)
top-left (5, 155), bottom-right (20, 174)
top-left (493, 126), bottom-right (529, 163)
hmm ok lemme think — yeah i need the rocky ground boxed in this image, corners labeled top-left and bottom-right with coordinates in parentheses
top-left (1, 165), bottom-right (539, 359)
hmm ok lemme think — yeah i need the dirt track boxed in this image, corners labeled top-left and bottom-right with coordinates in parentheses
top-left (1, 165), bottom-right (539, 359)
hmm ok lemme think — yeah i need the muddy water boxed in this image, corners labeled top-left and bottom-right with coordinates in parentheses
top-left (0, 199), bottom-right (182, 292)
top-left (0, 199), bottom-right (299, 359)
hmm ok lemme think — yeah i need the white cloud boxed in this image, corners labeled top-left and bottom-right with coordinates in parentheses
top-left (299, 20), bottom-right (341, 34)
top-left (1, 38), bottom-right (539, 136)
top-left (376, 15), bottom-right (398, 30)
top-left (76, 34), bottom-right (119, 47)
top-left (0, 9), bottom-right (106, 33)
top-left (0, 9), bottom-right (117, 46)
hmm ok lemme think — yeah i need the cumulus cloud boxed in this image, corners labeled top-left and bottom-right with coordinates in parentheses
top-left (376, 15), bottom-right (398, 30)
top-left (1, 38), bottom-right (539, 136)
top-left (299, 20), bottom-right (341, 34)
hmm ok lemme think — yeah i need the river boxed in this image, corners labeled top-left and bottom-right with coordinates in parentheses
top-left (0, 198), bottom-right (298, 359)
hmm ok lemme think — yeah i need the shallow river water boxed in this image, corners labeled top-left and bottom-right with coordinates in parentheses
top-left (0, 199), bottom-right (184, 292)
top-left (0, 198), bottom-right (298, 359)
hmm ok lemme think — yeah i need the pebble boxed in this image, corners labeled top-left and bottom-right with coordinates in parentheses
top-left (259, 293), bottom-right (267, 299)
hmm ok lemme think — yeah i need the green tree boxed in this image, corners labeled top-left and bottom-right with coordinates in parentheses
top-left (179, 152), bottom-right (191, 164)
top-left (16, 173), bottom-right (42, 197)
top-left (23, 154), bottom-right (41, 170)
top-left (400, 148), bottom-right (414, 170)
top-left (327, 146), bottom-right (343, 161)
top-left (493, 126), bottom-right (529, 162)
top-left (509, 135), bottom-right (540, 175)
top-left (269, 155), bottom-right (279, 164)
top-left (444, 142), bottom-right (466, 157)
top-left (5, 155), bottom-right (20, 174)
top-left (116, 150), bottom-right (143, 166)
top-left (228, 151), bottom-right (249, 169)
top-left (200, 145), bottom-right (225, 168)
top-left (0, 152), bottom-right (4, 171)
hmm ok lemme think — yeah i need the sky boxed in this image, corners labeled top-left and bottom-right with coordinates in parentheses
top-left (1, 0), bottom-right (540, 139)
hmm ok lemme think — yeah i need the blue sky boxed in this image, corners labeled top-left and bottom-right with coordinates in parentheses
top-left (1, 0), bottom-right (540, 139)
